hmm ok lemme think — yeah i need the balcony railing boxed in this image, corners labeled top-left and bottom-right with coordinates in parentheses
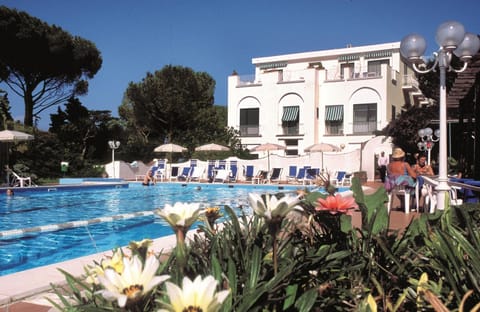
top-left (325, 124), bottom-right (343, 135)
top-left (352, 121), bottom-right (377, 134)
top-left (240, 125), bottom-right (260, 137)
top-left (281, 125), bottom-right (300, 135)
top-left (237, 74), bottom-right (261, 86)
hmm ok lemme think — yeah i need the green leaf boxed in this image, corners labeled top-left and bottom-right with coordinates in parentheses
top-left (294, 288), bottom-right (318, 312)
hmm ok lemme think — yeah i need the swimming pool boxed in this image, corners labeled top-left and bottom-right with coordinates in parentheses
top-left (0, 182), bottom-right (321, 276)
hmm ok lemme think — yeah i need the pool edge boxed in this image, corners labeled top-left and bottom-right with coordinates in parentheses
top-left (0, 230), bottom-right (183, 306)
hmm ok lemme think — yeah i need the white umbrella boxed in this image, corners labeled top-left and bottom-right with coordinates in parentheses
top-left (0, 130), bottom-right (34, 181)
top-left (304, 143), bottom-right (341, 170)
top-left (153, 143), bottom-right (187, 179)
top-left (195, 143), bottom-right (230, 152)
top-left (153, 143), bottom-right (187, 153)
top-left (251, 142), bottom-right (286, 173)
top-left (0, 130), bottom-right (34, 142)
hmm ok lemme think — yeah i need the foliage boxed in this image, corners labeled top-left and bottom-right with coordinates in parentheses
top-left (50, 178), bottom-right (480, 311)
top-left (49, 97), bottom-right (121, 162)
top-left (0, 6), bottom-right (102, 126)
top-left (383, 106), bottom-right (437, 154)
top-left (121, 65), bottom-right (239, 160)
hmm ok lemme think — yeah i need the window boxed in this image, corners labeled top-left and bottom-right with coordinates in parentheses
top-left (325, 105), bottom-right (344, 135)
top-left (284, 139), bottom-right (298, 156)
top-left (367, 59), bottom-right (389, 76)
top-left (340, 63), bottom-right (354, 79)
top-left (353, 103), bottom-right (377, 134)
top-left (281, 106), bottom-right (299, 135)
top-left (240, 108), bottom-right (259, 136)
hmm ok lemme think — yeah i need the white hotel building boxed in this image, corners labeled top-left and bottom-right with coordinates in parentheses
top-left (227, 42), bottom-right (426, 157)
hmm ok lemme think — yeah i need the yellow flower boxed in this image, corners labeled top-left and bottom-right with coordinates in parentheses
top-left (85, 249), bottom-right (124, 284)
top-left (96, 255), bottom-right (169, 308)
top-left (158, 275), bottom-right (230, 312)
top-left (156, 202), bottom-right (202, 230)
top-left (248, 193), bottom-right (301, 221)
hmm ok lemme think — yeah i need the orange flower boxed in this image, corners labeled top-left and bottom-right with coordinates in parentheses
top-left (316, 194), bottom-right (355, 215)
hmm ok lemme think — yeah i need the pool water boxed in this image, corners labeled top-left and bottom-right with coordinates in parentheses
top-left (0, 182), bottom-right (316, 276)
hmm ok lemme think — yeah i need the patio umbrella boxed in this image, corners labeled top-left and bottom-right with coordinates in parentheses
top-left (153, 143), bottom-right (187, 177)
top-left (251, 142), bottom-right (286, 173)
top-left (154, 143), bottom-right (187, 153)
top-left (0, 130), bottom-right (34, 142)
top-left (195, 143), bottom-right (230, 152)
top-left (304, 143), bottom-right (341, 170)
top-left (0, 130), bottom-right (34, 183)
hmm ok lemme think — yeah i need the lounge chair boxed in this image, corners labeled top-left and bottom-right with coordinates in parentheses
top-left (268, 168), bottom-right (283, 184)
top-left (213, 169), bottom-right (229, 183)
top-left (294, 168), bottom-right (307, 184)
top-left (286, 165), bottom-right (297, 183)
top-left (252, 170), bottom-right (268, 184)
top-left (207, 160), bottom-right (216, 181)
top-left (169, 166), bottom-right (179, 181)
top-left (243, 165), bottom-right (254, 182)
top-left (176, 167), bottom-right (192, 181)
top-left (228, 163), bottom-right (238, 183)
top-left (10, 170), bottom-right (33, 187)
top-left (188, 166), bottom-right (205, 182)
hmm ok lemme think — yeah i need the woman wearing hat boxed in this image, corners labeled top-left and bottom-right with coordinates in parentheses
top-left (384, 147), bottom-right (417, 192)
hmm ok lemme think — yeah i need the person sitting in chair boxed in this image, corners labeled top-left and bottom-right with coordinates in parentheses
top-left (384, 147), bottom-right (417, 192)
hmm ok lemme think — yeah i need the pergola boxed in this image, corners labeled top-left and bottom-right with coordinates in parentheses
top-left (447, 52), bottom-right (480, 179)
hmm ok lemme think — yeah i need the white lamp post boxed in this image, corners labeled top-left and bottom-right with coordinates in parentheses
top-left (417, 127), bottom-right (440, 165)
top-left (108, 140), bottom-right (121, 178)
top-left (401, 21), bottom-right (480, 210)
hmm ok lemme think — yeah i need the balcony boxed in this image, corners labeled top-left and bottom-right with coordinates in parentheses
top-left (352, 121), bottom-right (377, 134)
top-left (281, 125), bottom-right (300, 135)
top-left (239, 125), bottom-right (260, 137)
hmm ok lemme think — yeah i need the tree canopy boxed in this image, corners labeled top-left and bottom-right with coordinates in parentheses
top-left (121, 65), bottom-right (237, 158)
top-left (0, 6), bottom-right (102, 127)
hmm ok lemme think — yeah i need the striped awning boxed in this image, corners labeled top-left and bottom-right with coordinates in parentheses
top-left (338, 54), bottom-right (360, 62)
top-left (259, 62), bottom-right (288, 70)
top-left (282, 106), bottom-right (299, 122)
top-left (365, 50), bottom-right (392, 59)
top-left (325, 105), bottom-right (344, 121)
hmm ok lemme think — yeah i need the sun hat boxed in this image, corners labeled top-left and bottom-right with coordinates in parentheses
top-left (392, 147), bottom-right (405, 159)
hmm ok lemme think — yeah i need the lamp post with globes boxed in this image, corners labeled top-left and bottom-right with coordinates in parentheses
top-left (417, 127), bottom-right (440, 166)
top-left (108, 140), bottom-right (121, 178)
top-left (400, 21), bottom-right (480, 210)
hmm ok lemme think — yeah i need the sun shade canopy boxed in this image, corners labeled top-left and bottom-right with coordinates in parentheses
top-left (325, 105), bottom-right (344, 121)
top-left (281, 106), bottom-right (299, 122)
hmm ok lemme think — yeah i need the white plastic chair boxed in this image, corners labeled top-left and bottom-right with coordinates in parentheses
top-left (10, 170), bottom-right (32, 187)
top-left (387, 185), bottom-right (418, 214)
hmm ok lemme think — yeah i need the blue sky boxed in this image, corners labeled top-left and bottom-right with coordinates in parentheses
top-left (1, 0), bottom-right (480, 130)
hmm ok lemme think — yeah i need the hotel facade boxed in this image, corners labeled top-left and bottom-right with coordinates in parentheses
top-left (227, 42), bottom-right (426, 157)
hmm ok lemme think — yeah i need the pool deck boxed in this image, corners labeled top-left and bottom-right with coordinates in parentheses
top-left (0, 181), bottom-right (419, 311)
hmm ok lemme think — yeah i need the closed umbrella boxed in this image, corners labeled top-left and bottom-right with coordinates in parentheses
top-left (304, 143), bottom-right (341, 170)
top-left (195, 143), bottom-right (230, 152)
top-left (251, 143), bottom-right (286, 173)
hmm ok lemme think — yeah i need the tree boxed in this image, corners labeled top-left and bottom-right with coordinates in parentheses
top-left (383, 106), bottom-right (437, 156)
top-left (0, 89), bottom-right (13, 129)
top-left (49, 97), bottom-right (116, 162)
top-left (122, 65), bottom-right (236, 155)
top-left (0, 6), bottom-right (102, 127)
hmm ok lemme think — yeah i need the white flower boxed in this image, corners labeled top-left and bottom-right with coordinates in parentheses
top-left (248, 193), bottom-right (301, 221)
top-left (158, 275), bottom-right (230, 312)
top-left (156, 202), bottom-right (202, 229)
top-left (96, 255), bottom-right (169, 307)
